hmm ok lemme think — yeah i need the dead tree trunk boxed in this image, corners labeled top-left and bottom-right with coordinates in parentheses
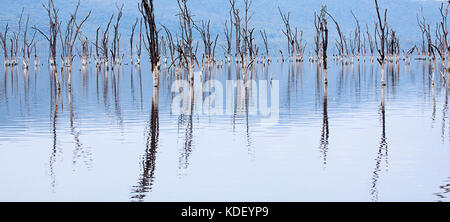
top-left (139, 0), bottom-right (161, 84)
top-left (351, 11), bottom-right (361, 59)
top-left (293, 28), bottom-right (306, 62)
top-left (78, 34), bottom-right (89, 65)
top-left (33, 0), bottom-right (61, 89)
top-left (279, 8), bottom-right (293, 58)
top-left (230, 0), bottom-right (241, 61)
top-left (319, 6), bottom-right (328, 70)
top-left (59, 0), bottom-right (91, 68)
top-left (101, 15), bottom-right (114, 67)
top-left (22, 15), bottom-right (37, 69)
top-left (130, 19), bottom-right (138, 64)
top-left (374, 0), bottom-right (387, 86)
top-left (439, 2), bottom-right (449, 68)
top-left (176, 0), bottom-right (197, 82)
top-left (161, 25), bottom-right (175, 68)
top-left (0, 24), bottom-right (8, 66)
top-left (326, 11), bottom-right (345, 61)
top-left (314, 11), bottom-right (321, 62)
top-left (366, 23), bottom-right (375, 59)
top-left (224, 20), bottom-right (233, 60)
top-left (111, 5), bottom-right (123, 67)
top-left (241, 0), bottom-right (252, 61)
top-left (260, 29), bottom-right (269, 58)
top-left (195, 20), bottom-right (217, 64)
top-left (417, 8), bottom-right (426, 57)
top-left (10, 8), bottom-right (24, 66)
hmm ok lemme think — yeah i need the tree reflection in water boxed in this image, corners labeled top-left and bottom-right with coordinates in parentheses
top-left (131, 84), bottom-right (159, 201)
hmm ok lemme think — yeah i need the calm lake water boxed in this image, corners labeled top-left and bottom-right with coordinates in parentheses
top-left (0, 58), bottom-right (449, 202)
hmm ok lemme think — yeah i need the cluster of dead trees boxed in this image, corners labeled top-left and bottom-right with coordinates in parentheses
top-left (92, 4), bottom-right (124, 69)
top-left (324, 1), bottom-right (388, 66)
top-left (226, 0), bottom-right (259, 67)
top-left (157, 0), bottom-right (260, 72)
top-left (417, 2), bottom-right (450, 69)
top-left (0, 8), bottom-right (38, 69)
top-left (279, 7), bottom-right (307, 63)
top-left (1, 0), bottom-right (450, 86)
top-left (415, 1), bottom-right (450, 85)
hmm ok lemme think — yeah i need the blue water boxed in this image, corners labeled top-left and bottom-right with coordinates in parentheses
top-left (0, 0), bottom-right (449, 202)
top-left (0, 58), bottom-right (449, 201)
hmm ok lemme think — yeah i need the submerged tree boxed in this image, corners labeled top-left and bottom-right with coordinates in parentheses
top-left (130, 18), bottom-right (138, 64)
top-left (260, 29), bottom-right (269, 58)
top-left (111, 4), bottom-right (123, 67)
top-left (195, 20), bottom-right (218, 64)
top-left (230, 0), bottom-right (241, 60)
top-left (279, 7), bottom-right (307, 62)
top-left (374, 0), bottom-right (388, 86)
top-left (315, 6), bottom-right (328, 70)
top-left (432, 2), bottom-right (450, 76)
top-left (33, 0), bottom-right (61, 89)
top-left (326, 11), bottom-right (345, 62)
top-left (139, 0), bottom-right (160, 76)
top-left (0, 24), bottom-right (9, 66)
top-left (21, 14), bottom-right (37, 69)
top-left (176, 0), bottom-right (198, 82)
top-left (279, 7), bottom-right (294, 59)
top-left (59, 0), bottom-right (91, 68)
top-left (224, 20), bottom-right (233, 60)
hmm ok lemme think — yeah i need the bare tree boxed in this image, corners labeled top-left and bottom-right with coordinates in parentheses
top-left (438, 2), bottom-right (449, 68)
top-left (161, 24), bottom-right (175, 68)
top-left (78, 34), bottom-right (89, 65)
top-left (139, 0), bottom-right (160, 72)
top-left (417, 7), bottom-right (430, 57)
top-left (319, 6), bottom-right (328, 69)
top-left (241, 0), bottom-right (253, 60)
top-left (351, 11), bottom-right (361, 58)
top-left (260, 29), bottom-right (269, 57)
top-left (33, 0), bottom-right (61, 89)
top-left (22, 15), bottom-right (37, 69)
top-left (374, 0), bottom-right (387, 64)
top-left (314, 11), bottom-right (321, 61)
top-left (326, 11), bottom-right (345, 60)
top-left (0, 24), bottom-right (8, 65)
top-left (293, 28), bottom-right (307, 62)
top-left (230, 0), bottom-right (241, 60)
top-left (195, 20), bottom-right (218, 63)
top-left (175, 0), bottom-right (198, 78)
top-left (387, 29), bottom-right (400, 59)
top-left (137, 18), bottom-right (143, 65)
top-left (224, 20), bottom-right (233, 59)
top-left (10, 8), bottom-right (24, 66)
top-left (279, 7), bottom-right (306, 62)
top-left (111, 4), bottom-right (123, 66)
top-left (130, 19), bottom-right (138, 64)
top-left (313, 6), bottom-right (328, 67)
top-left (160, 35), bottom-right (167, 62)
top-left (279, 7), bottom-right (294, 57)
top-left (247, 27), bottom-right (256, 60)
top-left (93, 26), bottom-right (100, 65)
top-left (139, 0), bottom-right (161, 87)
top-left (366, 23), bottom-right (375, 58)
top-left (59, 0), bottom-right (91, 67)
top-left (374, 0), bottom-right (387, 85)
top-left (101, 15), bottom-right (114, 67)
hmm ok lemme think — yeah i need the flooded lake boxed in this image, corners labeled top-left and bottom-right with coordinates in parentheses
top-left (0, 59), bottom-right (449, 202)
top-left (0, 0), bottom-right (449, 202)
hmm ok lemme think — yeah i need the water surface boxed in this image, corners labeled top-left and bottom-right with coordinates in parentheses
top-left (0, 58), bottom-right (449, 202)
